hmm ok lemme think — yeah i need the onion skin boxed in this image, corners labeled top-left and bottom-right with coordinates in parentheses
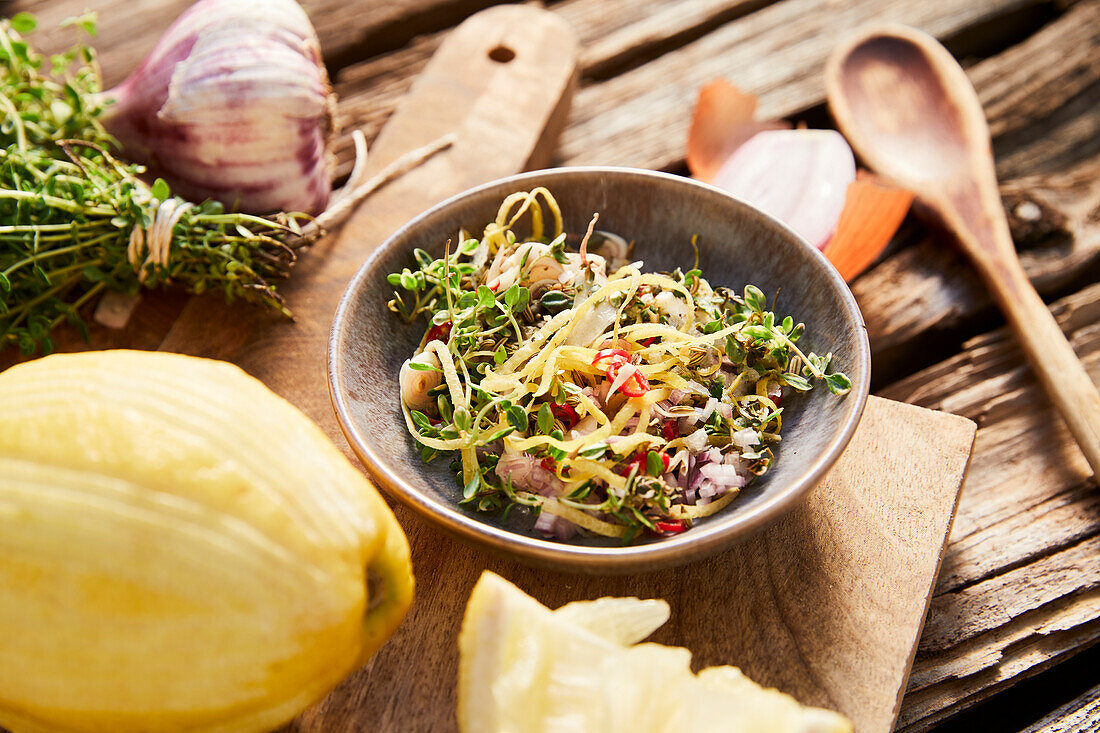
top-left (0, 351), bottom-right (412, 733)
top-left (100, 0), bottom-right (335, 215)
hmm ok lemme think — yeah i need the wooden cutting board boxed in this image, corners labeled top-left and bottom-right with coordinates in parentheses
top-left (288, 396), bottom-right (975, 733)
top-left (149, 7), bottom-right (977, 732)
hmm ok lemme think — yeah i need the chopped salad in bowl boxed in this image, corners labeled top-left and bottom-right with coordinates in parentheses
top-left (388, 187), bottom-right (850, 544)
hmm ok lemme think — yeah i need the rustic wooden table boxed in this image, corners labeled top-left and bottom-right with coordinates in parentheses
top-left (7, 0), bottom-right (1099, 730)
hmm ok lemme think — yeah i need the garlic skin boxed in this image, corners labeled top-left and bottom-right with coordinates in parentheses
top-left (101, 0), bottom-right (335, 215)
top-left (711, 130), bottom-right (856, 249)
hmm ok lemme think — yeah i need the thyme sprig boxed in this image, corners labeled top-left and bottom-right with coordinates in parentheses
top-left (0, 15), bottom-right (321, 354)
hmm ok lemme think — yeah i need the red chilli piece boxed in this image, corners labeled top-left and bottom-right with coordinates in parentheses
top-left (426, 320), bottom-right (451, 343)
top-left (550, 402), bottom-right (580, 430)
top-left (639, 337), bottom-right (657, 347)
top-left (594, 348), bottom-right (649, 397)
top-left (618, 453), bottom-right (647, 477)
top-left (592, 348), bottom-right (631, 370)
top-left (540, 457), bottom-right (556, 472)
top-left (619, 450), bottom-right (669, 477)
top-left (609, 362), bottom-right (650, 397)
top-left (662, 419), bottom-right (679, 442)
top-left (655, 520), bottom-right (687, 534)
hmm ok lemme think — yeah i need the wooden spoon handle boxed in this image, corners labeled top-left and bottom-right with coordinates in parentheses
top-left (978, 248), bottom-right (1100, 479)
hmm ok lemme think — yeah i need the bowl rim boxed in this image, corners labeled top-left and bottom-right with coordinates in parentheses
top-left (328, 166), bottom-right (871, 572)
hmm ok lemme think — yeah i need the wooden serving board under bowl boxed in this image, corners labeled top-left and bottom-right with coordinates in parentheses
top-left (144, 6), bottom-right (977, 732)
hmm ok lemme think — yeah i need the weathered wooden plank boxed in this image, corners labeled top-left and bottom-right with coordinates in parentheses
top-left (877, 283), bottom-right (1100, 729)
top-left (900, 602), bottom-right (1100, 731)
top-left (554, 0), bottom-right (1042, 170)
top-left (4, 0), bottom-right (498, 86)
top-left (905, 591), bottom-right (1100, 696)
top-left (329, 0), bottom-right (1089, 181)
top-left (1020, 682), bottom-right (1100, 733)
top-left (881, 285), bottom-right (1100, 594)
top-left (919, 536), bottom-right (1099, 653)
top-left (553, 0), bottom-right (775, 78)
top-left (328, 0), bottom-right (781, 177)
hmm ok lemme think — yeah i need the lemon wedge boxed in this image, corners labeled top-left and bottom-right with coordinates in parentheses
top-left (458, 572), bottom-right (852, 733)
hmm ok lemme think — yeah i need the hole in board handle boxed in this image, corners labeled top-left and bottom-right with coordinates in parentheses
top-left (488, 45), bottom-right (515, 63)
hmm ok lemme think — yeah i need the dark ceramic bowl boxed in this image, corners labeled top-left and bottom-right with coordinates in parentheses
top-left (329, 167), bottom-right (870, 573)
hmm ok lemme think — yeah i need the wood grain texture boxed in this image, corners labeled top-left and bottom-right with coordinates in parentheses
top-left (881, 282), bottom-right (1100, 730)
top-left (555, 0), bottom-right (1042, 170)
top-left (1020, 683), bottom-right (1100, 733)
top-left (326, 0), bottom-right (781, 179)
top-left (325, 0), bottom-right (1045, 177)
top-left (4, 0), bottom-right (499, 85)
top-left (286, 396), bottom-right (975, 733)
top-left (155, 4), bottom-right (577, 437)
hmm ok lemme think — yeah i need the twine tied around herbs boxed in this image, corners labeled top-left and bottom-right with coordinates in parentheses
top-left (127, 198), bottom-right (194, 283)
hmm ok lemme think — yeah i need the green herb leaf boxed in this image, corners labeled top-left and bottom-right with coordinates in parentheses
top-left (539, 290), bottom-right (572, 314)
top-left (513, 286), bottom-right (530, 312)
top-left (578, 442), bottom-right (609, 459)
top-left (476, 285), bottom-right (495, 309)
top-left (781, 373), bottom-right (813, 391)
top-left (410, 410), bottom-right (432, 431)
top-left (825, 372), bottom-right (852, 395)
top-left (536, 403), bottom-right (553, 434)
top-left (548, 234), bottom-right (568, 264)
top-left (493, 342), bottom-right (507, 365)
top-left (11, 12), bottom-right (37, 34)
top-left (744, 284), bottom-right (766, 312)
top-left (463, 473), bottom-right (481, 500)
top-left (437, 394), bottom-right (453, 423)
top-left (406, 361), bottom-right (440, 372)
top-left (504, 282), bottom-right (521, 310)
top-left (483, 426), bottom-right (516, 443)
top-left (453, 407), bottom-right (471, 432)
top-left (151, 178), bottom-right (170, 202)
top-left (646, 450), bottom-right (664, 477)
top-left (725, 335), bottom-right (746, 364)
top-left (506, 405), bottom-right (528, 431)
top-left (743, 325), bottom-right (772, 342)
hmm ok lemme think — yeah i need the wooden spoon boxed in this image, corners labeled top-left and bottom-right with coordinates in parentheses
top-left (825, 24), bottom-right (1100, 480)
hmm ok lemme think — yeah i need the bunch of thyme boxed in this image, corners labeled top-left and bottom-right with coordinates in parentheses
top-left (0, 14), bottom-right (318, 354)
